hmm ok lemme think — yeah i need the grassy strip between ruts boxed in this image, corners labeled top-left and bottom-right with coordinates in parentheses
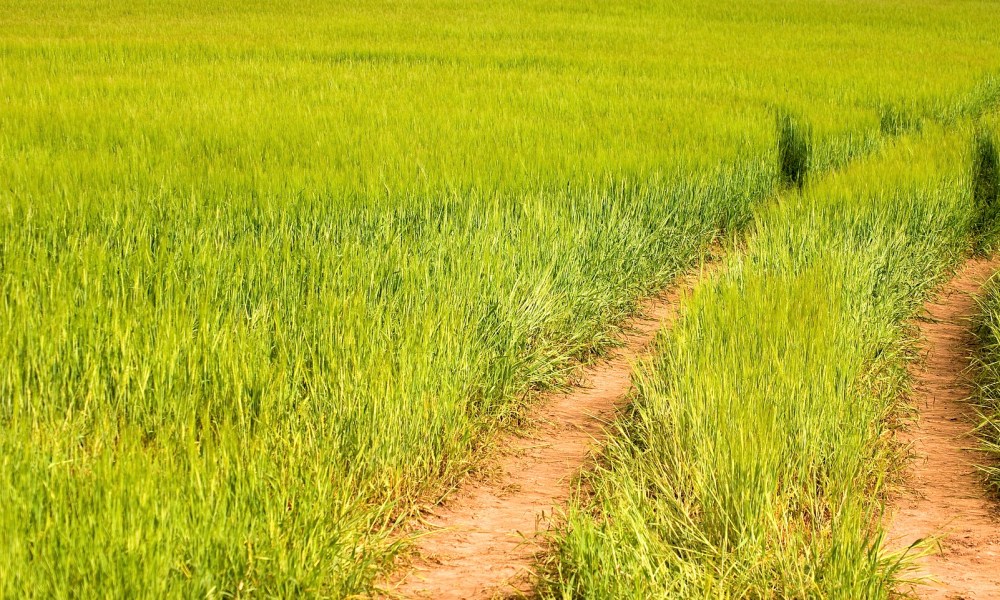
top-left (542, 124), bottom-right (987, 598)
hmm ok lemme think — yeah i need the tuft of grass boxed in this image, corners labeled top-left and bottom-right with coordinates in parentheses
top-left (972, 129), bottom-right (1000, 247)
top-left (777, 111), bottom-right (812, 189)
top-left (973, 276), bottom-right (1000, 497)
top-left (880, 104), bottom-right (923, 137)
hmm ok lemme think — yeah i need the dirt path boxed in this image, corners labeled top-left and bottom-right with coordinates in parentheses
top-left (384, 262), bottom-right (712, 600)
top-left (887, 257), bottom-right (1000, 599)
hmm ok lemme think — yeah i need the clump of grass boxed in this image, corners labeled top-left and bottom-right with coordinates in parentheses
top-left (880, 104), bottom-right (922, 137)
top-left (972, 130), bottom-right (1000, 247)
top-left (777, 111), bottom-right (812, 189)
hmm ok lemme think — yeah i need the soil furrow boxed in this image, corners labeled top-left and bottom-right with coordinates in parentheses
top-left (887, 257), bottom-right (1000, 599)
top-left (385, 262), bottom-right (713, 599)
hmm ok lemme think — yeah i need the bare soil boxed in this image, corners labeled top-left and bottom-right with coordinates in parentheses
top-left (887, 257), bottom-right (1000, 599)
top-left (383, 262), bottom-right (712, 600)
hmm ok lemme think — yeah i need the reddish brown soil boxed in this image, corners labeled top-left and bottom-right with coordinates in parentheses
top-left (383, 263), bottom-right (711, 600)
top-left (887, 257), bottom-right (1000, 599)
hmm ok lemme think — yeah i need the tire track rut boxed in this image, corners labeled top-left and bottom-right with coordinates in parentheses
top-left (384, 260), bottom-right (714, 599)
top-left (887, 257), bottom-right (1000, 599)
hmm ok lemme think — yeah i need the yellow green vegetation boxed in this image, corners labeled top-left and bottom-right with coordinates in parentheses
top-left (972, 115), bottom-right (1000, 498)
top-left (545, 126), bottom-right (984, 598)
top-left (1, 0), bottom-right (998, 596)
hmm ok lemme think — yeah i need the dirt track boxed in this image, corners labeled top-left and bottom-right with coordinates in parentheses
top-left (385, 261), bottom-right (713, 599)
top-left (887, 257), bottom-right (1000, 599)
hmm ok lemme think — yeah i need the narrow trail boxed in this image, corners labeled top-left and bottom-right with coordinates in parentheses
top-left (887, 257), bottom-right (1000, 599)
top-left (385, 262), bottom-right (712, 600)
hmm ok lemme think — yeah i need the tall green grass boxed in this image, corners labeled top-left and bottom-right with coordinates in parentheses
top-left (971, 118), bottom-right (1000, 497)
top-left (544, 127), bottom-right (978, 598)
top-left (1, 172), bottom-right (769, 597)
top-left (972, 129), bottom-right (1000, 244)
top-left (973, 275), bottom-right (1000, 498)
top-left (777, 112), bottom-right (812, 189)
top-left (2, 0), bottom-right (1000, 596)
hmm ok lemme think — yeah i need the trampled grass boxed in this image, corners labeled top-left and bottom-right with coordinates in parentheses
top-left (2, 0), bottom-right (1000, 596)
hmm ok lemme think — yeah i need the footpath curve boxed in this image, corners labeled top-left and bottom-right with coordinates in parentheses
top-left (384, 259), bottom-right (716, 600)
top-left (887, 257), bottom-right (1000, 599)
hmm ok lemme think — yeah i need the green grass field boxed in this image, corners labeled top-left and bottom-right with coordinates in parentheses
top-left (2, 0), bottom-right (999, 597)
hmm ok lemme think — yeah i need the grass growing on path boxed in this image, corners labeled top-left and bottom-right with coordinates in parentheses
top-left (544, 127), bottom-right (981, 598)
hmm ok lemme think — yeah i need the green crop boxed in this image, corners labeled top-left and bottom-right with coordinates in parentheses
top-left (974, 273), bottom-right (1000, 497)
top-left (1, 0), bottom-right (999, 597)
top-left (972, 116), bottom-right (1000, 499)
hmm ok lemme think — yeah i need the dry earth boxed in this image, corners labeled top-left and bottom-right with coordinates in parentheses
top-left (887, 257), bottom-right (1000, 600)
top-left (383, 260), bottom-right (714, 599)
